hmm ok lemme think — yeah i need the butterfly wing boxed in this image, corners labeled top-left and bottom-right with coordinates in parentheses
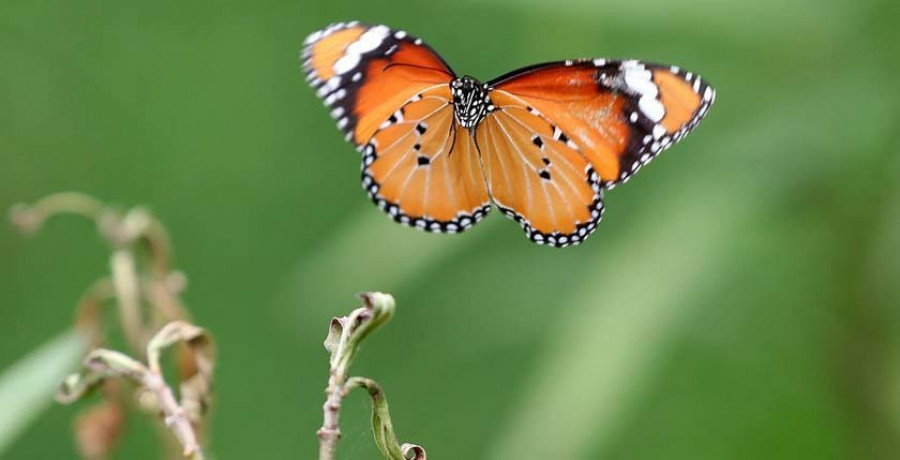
top-left (302, 22), bottom-right (455, 145)
top-left (488, 59), bottom-right (715, 187)
top-left (476, 92), bottom-right (604, 247)
top-left (303, 22), bottom-right (491, 232)
top-left (362, 87), bottom-right (491, 232)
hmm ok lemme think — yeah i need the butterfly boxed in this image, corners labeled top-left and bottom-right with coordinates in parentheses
top-left (302, 22), bottom-right (715, 247)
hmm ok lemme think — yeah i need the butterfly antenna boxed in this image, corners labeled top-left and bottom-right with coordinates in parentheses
top-left (383, 62), bottom-right (453, 78)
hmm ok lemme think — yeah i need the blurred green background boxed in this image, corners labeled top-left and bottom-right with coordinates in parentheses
top-left (2, 0), bottom-right (899, 458)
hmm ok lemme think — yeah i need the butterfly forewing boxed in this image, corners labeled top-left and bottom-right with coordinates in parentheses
top-left (489, 59), bottom-right (715, 187)
top-left (302, 22), bottom-right (455, 146)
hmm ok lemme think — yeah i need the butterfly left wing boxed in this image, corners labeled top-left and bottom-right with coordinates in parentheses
top-left (302, 22), bottom-right (455, 146)
top-left (488, 59), bottom-right (715, 187)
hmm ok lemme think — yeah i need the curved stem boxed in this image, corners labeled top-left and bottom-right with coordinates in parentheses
top-left (318, 293), bottom-right (425, 460)
top-left (110, 250), bottom-right (147, 356)
top-left (344, 377), bottom-right (404, 460)
top-left (318, 293), bottom-right (395, 460)
top-left (9, 192), bottom-right (106, 235)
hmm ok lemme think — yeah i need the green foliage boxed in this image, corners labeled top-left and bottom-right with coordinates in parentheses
top-left (0, 331), bottom-right (86, 454)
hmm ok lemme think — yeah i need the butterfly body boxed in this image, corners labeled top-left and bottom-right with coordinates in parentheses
top-left (302, 22), bottom-right (716, 247)
top-left (451, 76), bottom-right (493, 129)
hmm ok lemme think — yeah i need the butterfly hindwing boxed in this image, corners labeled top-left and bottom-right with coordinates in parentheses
top-left (489, 59), bottom-right (715, 187)
top-left (362, 86), bottom-right (491, 233)
top-left (476, 91), bottom-right (604, 247)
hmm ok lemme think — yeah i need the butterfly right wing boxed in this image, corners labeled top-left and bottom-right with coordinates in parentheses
top-left (304, 22), bottom-right (489, 232)
top-left (362, 86), bottom-right (491, 233)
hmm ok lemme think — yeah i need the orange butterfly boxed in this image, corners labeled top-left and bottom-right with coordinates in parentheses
top-left (302, 22), bottom-right (715, 247)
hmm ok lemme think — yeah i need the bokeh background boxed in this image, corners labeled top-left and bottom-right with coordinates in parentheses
top-left (2, 0), bottom-right (899, 458)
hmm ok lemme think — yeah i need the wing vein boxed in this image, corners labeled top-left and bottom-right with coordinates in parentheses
top-left (379, 103), bottom-right (450, 155)
top-left (397, 117), bottom-right (455, 209)
top-left (483, 119), bottom-right (514, 203)
top-left (497, 110), bottom-right (584, 191)
top-left (492, 114), bottom-right (538, 220)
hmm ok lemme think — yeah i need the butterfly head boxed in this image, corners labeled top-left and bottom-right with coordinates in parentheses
top-left (451, 76), bottom-right (493, 130)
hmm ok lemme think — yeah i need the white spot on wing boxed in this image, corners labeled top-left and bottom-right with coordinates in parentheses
top-left (639, 97), bottom-right (665, 123)
top-left (304, 30), bottom-right (323, 45)
top-left (621, 60), bottom-right (666, 123)
top-left (624, 69), bottom-right (658, 98)
top-left (652, 124), bottom-right (666, 139)
top-left (333, 52), bottom-right (361, 75)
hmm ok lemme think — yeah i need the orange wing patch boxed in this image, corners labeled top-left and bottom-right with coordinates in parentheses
top-left (491, 64), bottom-right (630, 182)
top-left (307, 25), bottom-right (366, 83)
top-left (653, 69), bottom-right (703, 133)
top-left (362, 87), bottom-right (491, 233)
top-left (302, 22), bottom-right (454, 146)
top-left (650, 65), bottom-right (715, 137)
top-left (476, 93), bottom-right (604, 247)
top-left (352, 45), bottom-right (452, 144)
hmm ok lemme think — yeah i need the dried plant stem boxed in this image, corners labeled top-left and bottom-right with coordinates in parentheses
top-left (344, 377), bottom-right (402, 459)
top-left (58, 321), bottom-right (213, 460)
top-left (13, 193), bottom-right (214, 459)
top-left (10, 193), bottom-right (187, 357)
top-left (8, 192), bottom-right (105, 233)
top-left (73, 278), bottom-right (115, 346)
top-left (110, 250), bottom-right (146, 355)
top-left (318, 367), bottom-right (345, 460)
top-left (317, 293), bottom-right (426, 460)
top-left (318, 293), bottom-right (389, 460)
top-left (143, 372), bottom-right (203, 459)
